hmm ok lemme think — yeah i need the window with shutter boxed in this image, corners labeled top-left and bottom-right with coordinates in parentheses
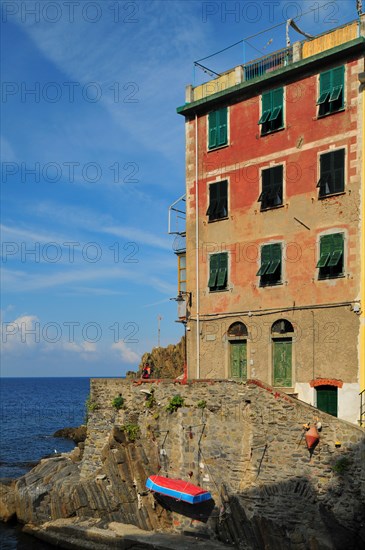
top-left (256, 243), bottom-right (282, 286)
top-left (258, 166), bottom-right (283, 210)
top-left (259, 88), bottom-right (284, 135)
top-left (317, 66), bottom-right (344, 116)
top-left (208, 107), bottom-right (228, 150)
top-left (316, 233), bottom-right (344, 279)
top-left (317, 149), bottom-right (345, 197)
top-left (206, 180), bottom-right (228, 221)
top-left (209, 253), bottom-right (228, 291)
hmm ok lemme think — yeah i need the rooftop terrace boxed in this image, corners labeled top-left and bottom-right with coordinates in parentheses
top-left (185, 19), bottom-right (363, 105)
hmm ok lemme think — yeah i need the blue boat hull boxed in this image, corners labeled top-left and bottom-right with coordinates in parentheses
top-left (146, 477), bottom-right (212, 504)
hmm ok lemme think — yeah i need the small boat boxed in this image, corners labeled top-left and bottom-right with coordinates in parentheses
top-left (146, 475), bottom-right (212, 504)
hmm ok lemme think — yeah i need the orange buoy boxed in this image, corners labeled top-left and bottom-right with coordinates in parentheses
top-left (305, 425), bottom-right (319, 450)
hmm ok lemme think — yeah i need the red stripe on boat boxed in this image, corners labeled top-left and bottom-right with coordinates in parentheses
top-left (148, 475), bottom-right (207, 496)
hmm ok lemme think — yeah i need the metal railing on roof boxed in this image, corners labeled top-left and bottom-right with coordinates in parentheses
top-left (243, 46), bottom-right (293, 81)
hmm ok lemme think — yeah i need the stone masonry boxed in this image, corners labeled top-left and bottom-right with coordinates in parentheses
top-left (81, 378), bottom-right (365, 548)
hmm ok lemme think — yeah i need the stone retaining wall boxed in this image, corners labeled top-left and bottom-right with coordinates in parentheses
top-left (81, 378), bottom-right (365, 548)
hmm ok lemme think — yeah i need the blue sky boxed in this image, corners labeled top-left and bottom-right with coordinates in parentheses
top-left (1, 0), bottom-right (356, 377)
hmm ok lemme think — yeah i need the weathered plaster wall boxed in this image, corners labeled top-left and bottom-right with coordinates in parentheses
top-left (183, 52), bottom-right (363, 396)
top-left (186, 306), bottom-right (360, 423)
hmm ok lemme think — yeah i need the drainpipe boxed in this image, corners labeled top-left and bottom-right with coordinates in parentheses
top-left (195, 113), bottom-right (200, 379)
top-left (312, 310), bottom-right (315, 383)
top-left (360, 52), bottom-right (365, 394)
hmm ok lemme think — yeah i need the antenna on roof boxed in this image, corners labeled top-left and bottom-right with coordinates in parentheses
top-left (286, 19), bottom-right (314, 47)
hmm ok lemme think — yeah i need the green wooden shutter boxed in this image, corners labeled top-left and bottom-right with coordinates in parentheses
top-left (208, 111), bottom-right (217, 149)
top-left (259, 92), bottom-right (272, 124)
top-left (328, 233), bottom-right (343, 267)
top-left (262, 91), bottom-right (271, 112)
top-left (266, 243), bottom-right (281, 275)
top-left (257, 245), bottom-right (271, 276)
top-left (269, 88), bottom-right (283, 121)
top-left (316, 234), bottom-right (331, 268)
top-left (317, 234), bottom-right (332, 268)
top-left (330, 66), bottom-right (344, 105)
top-left (317, 71), bottom-right (332, 97)
top-left (218, 108), bottom-right (227, 146)
top-left (208, 254), bottom-right (219, 288)
top-left (332, 66), bottom-right (344, 87)
top-left (217, 253), bottom-right (228, 288)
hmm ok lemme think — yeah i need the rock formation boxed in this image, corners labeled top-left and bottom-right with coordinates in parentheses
top-left (135, 337), bottom-right (185, 379)
top-left (53, 425), bottom-right (87, 444)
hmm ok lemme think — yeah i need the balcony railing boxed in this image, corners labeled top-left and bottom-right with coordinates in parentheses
top-left (168, 194), bottom-right (186, 236)
top-left (243, 47), bottom-right (293, 81)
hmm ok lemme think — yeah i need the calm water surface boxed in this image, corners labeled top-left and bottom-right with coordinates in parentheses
top-left (0, 377), bottom-right (90, 548)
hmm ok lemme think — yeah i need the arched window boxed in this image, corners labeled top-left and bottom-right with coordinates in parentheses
top-left (228, 322), bottom-right (248, 339)
top-left (271, 319), bottom-right (294, 387)
top-left (271, 319), bottom-right (294, 334)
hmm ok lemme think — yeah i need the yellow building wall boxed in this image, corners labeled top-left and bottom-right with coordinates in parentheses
top-left (193, 69), bottom-right (237, 101)
top-left (361, 73), bottom-right (365, 393)
top-left (302, 22), bottom-right (358, 58)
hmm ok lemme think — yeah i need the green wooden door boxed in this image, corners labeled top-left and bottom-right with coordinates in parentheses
top-left (273, 338), bottom-right (292, 387)
top-left (316, 386), bottom-right (338, 416)
top-left (230, 341), bottom-right (247, 380)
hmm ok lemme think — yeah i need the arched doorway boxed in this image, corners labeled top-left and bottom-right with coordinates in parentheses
top-left (228, 322), bottom-right (248, 380)
top-left (271, 320), bottom-right (294, 387)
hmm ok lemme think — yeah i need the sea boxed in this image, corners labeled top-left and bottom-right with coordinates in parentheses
top-left (0, 377), bottom-right (90, 549)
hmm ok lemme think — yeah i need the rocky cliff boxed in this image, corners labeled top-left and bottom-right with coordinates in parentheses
top-left (1, 378), bottom-right (365, 549)
top-left (132, 337), bottom-right (185, 379)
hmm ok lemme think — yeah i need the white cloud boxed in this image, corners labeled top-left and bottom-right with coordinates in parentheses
top-left (112, 340), bottom-right (140, 364)
top-left (1, 312), bottom-right (99, 365)
top-left (0, 223), bottom-right (70, 245)
top-left (2, 263), bottom-right (176, 295)
top-left (28, 202), bottom-right (172, 251)
top-left (1, 314), bottom-right (40, 352)
top-left (62, 341), bottom-right (96, 353)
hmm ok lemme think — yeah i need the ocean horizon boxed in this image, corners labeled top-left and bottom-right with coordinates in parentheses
top-left (0, 377), bottom-right (91, 548)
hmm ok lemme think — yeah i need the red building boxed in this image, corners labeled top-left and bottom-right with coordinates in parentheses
top-left (172, 18), bottom-right (365, 424)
